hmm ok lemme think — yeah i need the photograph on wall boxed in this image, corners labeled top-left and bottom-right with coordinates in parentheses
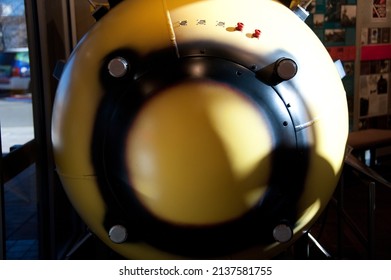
top-left (306, 1), bottom-right (357, 46)
top-left (305, 1), bottom-right (357, 127)
top-left (324, 28), bottom-right (346, 43)
top-left (313, 13), bottom-right (325, 27)
top-left (381, 27), bottom-right (391, 43)
top-left (342, 61), bottom-right (355, 127)
top-left (325, 0), bottom-right (343, 23)
top-left (359, 60), bottom-right (390, 117)
top-left (362, 27), bottom-right (391, 45)
top-left (340, 4), bottom-right (356, 27)
top-left (372, 0), bottom-right (388, 21)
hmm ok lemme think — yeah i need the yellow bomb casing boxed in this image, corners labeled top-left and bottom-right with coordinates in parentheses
top-left (52, 0), bottom-right (348, 259)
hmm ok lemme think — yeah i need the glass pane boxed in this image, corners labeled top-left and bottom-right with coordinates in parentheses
top-left (0, 0), bottom-right (37, 260)
top-left (3, 164), bottom-right (38, 259)
top-left (0, 0), bottom-right (33, 153)
top-left (0, 96), bottom-right (33, 153)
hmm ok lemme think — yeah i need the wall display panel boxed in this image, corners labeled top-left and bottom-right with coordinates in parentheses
top-left (305, 0), bottom-right (391, 129)
top-left (359, 59), bottom-right (390, 118)
top-left (372, 0), bottom-right (389, 22)
top-left (305, 0), bottom-right (357, 129)
top-left (306, 0), bottom-right (357, 45)
top-left (357, 0), bottom-right (391, 125)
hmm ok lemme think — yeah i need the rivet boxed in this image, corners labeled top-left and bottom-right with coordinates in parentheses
top-left (276, 58), bottom-right (298, 81)
top-left (109, 225), bottom-right (128, 244)
top-left (108, 57), bottom-right (129, 78)
top-left (273, 223), bottom-right (293, 243)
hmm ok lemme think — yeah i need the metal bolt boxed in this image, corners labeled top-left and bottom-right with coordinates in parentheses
top-left (273, 223), bottom-right (293, 243)
top-left (108, 57), bottom-right (129, 78)
top-left (109, 225), bottom-right (128, 244)
top-left (276, 58), bottom-right (297, 81)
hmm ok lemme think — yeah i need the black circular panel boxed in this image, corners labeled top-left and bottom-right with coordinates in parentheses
top-left (91, 53), bottom-right (309, 257)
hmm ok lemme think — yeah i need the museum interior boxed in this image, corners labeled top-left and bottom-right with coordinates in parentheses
top-left (1, 0), bottom-right (391, 260)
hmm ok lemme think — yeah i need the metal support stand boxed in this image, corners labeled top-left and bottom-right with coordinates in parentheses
top-left (293, 231), bottom-right (332, 259)
top-left (337, 174), bottom-right (344, 259)
top-left (339, 153), bottom-right (383, 259)
top-left (65, 230), bottom-right (93, 260)
top-left (339, 180), bottom-right (376, 259)
top-left (368, 182), bottom-right (376, 259)
top-left (307, 232), bottom-right (332, 259)
top-left (0, 122), bottom-right (6, 259)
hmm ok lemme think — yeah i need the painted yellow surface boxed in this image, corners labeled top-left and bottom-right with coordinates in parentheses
top-left (52, 0), bottom-right (348, 259)
top-left (127, 80), bottom-right (272, 225)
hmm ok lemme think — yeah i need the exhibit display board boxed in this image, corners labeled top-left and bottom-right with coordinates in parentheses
top-left (304, 0), bottom-right (391, 130)
top-left (304, 0), bottom-right (357, 129)
top-left (357, 0), bottom-right (391, 128)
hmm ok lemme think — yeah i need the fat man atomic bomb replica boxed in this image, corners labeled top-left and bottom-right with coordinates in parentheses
top-left (52, 0), bottom-right (348, 259)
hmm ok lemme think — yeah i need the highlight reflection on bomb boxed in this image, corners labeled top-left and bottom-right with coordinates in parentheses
top-left (51, 0), bottom-right (348, 259)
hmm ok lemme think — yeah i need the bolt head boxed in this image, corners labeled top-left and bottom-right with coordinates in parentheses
top-left (109, 225), bottom-right (128, 244)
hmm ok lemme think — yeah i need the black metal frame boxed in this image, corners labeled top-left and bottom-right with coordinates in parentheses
top-left (87, 40), bottom-right (310, 257)
top-left (337, 153), bottom-right (391, 259)
top-left (24, 0), bottom-right (86, 259)
top-left (0, 124), bottom-right (5, 260)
